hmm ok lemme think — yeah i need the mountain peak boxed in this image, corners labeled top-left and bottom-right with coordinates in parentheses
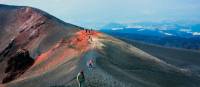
top-left (0, 4), bottom-right (82, 84)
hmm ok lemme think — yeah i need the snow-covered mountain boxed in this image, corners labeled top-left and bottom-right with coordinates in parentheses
top-left (100, 22), bottom-right (200, 50)
top-left (101, 22), bottom-right (200, 37)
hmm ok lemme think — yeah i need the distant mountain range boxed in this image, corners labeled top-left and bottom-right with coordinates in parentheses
top-left (100, 22), bottom-right (200, 50)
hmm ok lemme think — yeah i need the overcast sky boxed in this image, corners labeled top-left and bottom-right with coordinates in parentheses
top-left (1, 0), bottom-right (200, 28)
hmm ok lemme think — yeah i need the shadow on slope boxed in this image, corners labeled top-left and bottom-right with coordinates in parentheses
top-left (96, 37), bottom-right (200, 87)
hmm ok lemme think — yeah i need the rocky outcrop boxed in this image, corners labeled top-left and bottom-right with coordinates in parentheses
top-left (2, 49), bottom-right (34, 84)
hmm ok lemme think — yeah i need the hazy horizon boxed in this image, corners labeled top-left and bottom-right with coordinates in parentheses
top-left (1, 0), bottom-right (200, 29)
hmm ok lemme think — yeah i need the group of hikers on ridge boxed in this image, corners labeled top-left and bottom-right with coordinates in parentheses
top-left (83, 28), bottom-right (94, 44)
top-left (83, 28), bottom-right (93, 34)
top-left (76, 29), bottom-right (95, 87)
top-left (76, 59), bottom-right (94, 87)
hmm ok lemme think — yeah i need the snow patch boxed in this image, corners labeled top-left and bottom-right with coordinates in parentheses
top-left (192, 32), bottom-right (200, 36)
top-left (126, 25), bottom-right (143, 28)
top-left (111, 28), bottom-right (124, 30)
top-left (137, 29), bottom-right (145, 31)
top-left (180, 29), bottom-right (200, 36)
top-left (164, 33), bottom-right (173, 36)
top-left (180, 29), bottom-right (191, 32)
top-left (159, 31), bottom-right (173, 36)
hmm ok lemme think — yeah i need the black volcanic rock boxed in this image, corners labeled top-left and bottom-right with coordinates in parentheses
top-left (2, 49), bottom-right (34, 84)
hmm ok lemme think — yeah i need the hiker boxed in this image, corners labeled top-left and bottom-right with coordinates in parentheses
top-left (77, 70), bottom-right (85, 87)
top-left (85, 29), bottom-right (87, 33)
top-left (87, 59), bottom-right (94, 70)
top-left (90, 36), bottom-right (93, 42)
top-left (89, 35), bottom-right (91, 39)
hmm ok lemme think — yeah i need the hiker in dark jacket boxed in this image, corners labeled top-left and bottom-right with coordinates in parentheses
top-left (77, 70), bottom-right (85, 87)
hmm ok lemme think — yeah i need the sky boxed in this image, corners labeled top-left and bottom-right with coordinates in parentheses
top-left (0, 0), bottom-right (200, 29)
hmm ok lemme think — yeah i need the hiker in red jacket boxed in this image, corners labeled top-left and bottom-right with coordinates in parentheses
top-left (87, 59), bottom-right (94, 70)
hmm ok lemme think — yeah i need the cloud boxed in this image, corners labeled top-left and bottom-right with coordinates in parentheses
top-left (180, 29), bottom-right (191, 32)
